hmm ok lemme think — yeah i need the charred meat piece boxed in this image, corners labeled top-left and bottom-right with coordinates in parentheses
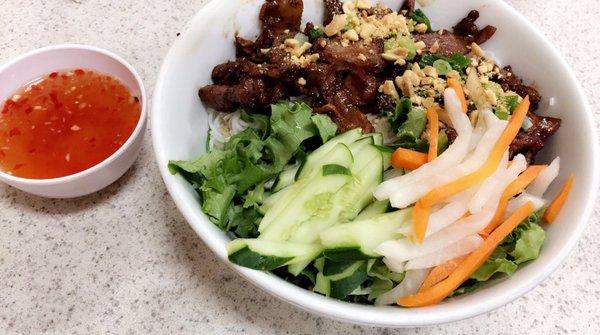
top-left (211, 59), bottom-right (282, 85)
top-left (199, 78), bottom-right (287, 112)
top-left (343, 70), bottom-right (379, 106)
top-left (256, 0), bottom-right (304, 47)
top-left (400, 0), bottom-right (415, 13)
top-left (323, 0), bottom-right (343, 25)
top-left (510, 113), bottom-right (561, 163)
top-left (234, 36), bottom-right (264, 62)
top-left (416, 32), bottom-right (469, 57)
top-left (320, 41), bottom-right (385, 74)
top-left (307, 63), bottom-right (374, 132)
top-left (493, 66), bottom-right (542, 108)
top-left (453, 10), bottom-right (497, 45)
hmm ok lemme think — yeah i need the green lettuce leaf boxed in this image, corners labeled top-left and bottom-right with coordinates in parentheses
top-left (471, 248), bottom-right (518, 281)
top-left (169, 101), bottom-right (338, 237)
top-left (397, 107), bottom-right (427, 144)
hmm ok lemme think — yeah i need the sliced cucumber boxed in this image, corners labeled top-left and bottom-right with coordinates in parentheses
top-left (320, 209), bottom-right (412, 261)
top-left (312, 261), bottom-right (368, 299)
top-left (296, 129), bottom-right (362, 180)
top-left (272, 163), bottom-right (300, 192)
top-left (260, 183), bottom-right (296, 215)
top-left (356, 200), bottom-right (390, 220)
top-left (259, 174), bottom-right (351, 241)
top-left (227, 239), bottom-right (322, 271)
top-left (372, 133), bottom-right (383, 146)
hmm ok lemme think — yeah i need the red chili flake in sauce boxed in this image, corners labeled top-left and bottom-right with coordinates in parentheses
top-left (0, 70), bottom-right (141, 179)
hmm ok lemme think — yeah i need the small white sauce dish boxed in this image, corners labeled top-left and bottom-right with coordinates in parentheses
top-left (0, 44), bottom-right (147, 198)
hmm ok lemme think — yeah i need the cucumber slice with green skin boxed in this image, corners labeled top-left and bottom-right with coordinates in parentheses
top-left (296, 142), bottom-right (354, 180)
top-left (322, 258), bottom-right (357, 276)
top-left (314, 272), bottom-right (330, 296)
top-left (260, 183), bottom-right (296, 215)
top-left (258, 181), bottom-right (304, 232)
top-left (313, 261), bottom-right (369, 299)
top-left (259, 143), bottom-right (350, 233)
top-left (356, 200), bottom-right (390, 220)
top-left (320, 209), bottom-right (412, 260)
top-left (272, 163), bottom-right (300, 192)
top-left (373, 145), bottom-right (394, 170)
top-left (227, 239), bottom-right (322, 271)
top-left (289, 146), bottom-right (383, 244)
top-left (259, 174), bottom-right (351, 240)
top-left (296, 129), bottom-right (362, 180)
top-left (372, 133), bottom-right (383, 146)
top-left (329, 261), bottom-right (368, 299)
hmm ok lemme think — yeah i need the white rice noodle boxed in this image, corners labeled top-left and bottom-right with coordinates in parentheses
top-left (207, 109), bottom-right (254, 149)
top-left (468, 153), bottom-right (528, 214)
top-left (405, 235), bottom-right (484, 270)
top-left (375, 269), bottom-right (429, 306)
top-left (527, 157), bottom-right (560, 197)
top-left (376, 207), bottom-right (494, 264)
top-left (503, 192), bottom-right (547, 220)
top-left (374, 89), bottom-right (473, 202)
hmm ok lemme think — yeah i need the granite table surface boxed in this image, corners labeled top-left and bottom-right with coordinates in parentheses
top-left (1, 0), bottom-right (599, 334)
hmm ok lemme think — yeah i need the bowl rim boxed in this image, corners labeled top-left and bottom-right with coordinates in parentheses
top-left (151, 0), bottom-right (600, 327)
top-left (0, 44), bottom-right (148, 185)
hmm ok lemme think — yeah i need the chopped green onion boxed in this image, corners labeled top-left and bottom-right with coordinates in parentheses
top-left (308, 28), bottom-right (324, 39)
top-left (433, 59), bottom-right (453, 75)
top-left (322, 164), bottom-right (352, 176)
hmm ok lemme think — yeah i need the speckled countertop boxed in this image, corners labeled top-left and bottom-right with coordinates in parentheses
top-left (0, 0), bottom-right (599, 334)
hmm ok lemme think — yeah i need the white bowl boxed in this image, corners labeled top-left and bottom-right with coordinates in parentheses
top-left (152, 0), bottom-right (599, 326)
top-left (0, 44), bottom-right (147, 198)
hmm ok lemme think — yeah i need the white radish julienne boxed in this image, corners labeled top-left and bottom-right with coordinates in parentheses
top-left (376, 206), bottom-right (494, 264)
top-left (383, 257), bottom-right (406, 273)
top-left (397, 200), bottom-right (468, 237)
top-left (374, 89), bottom-right (473, 202)
top-left (387, 109), bottom-right (506, 209)
top-left (527, 157), bottom-right (560, 197)
top-left (468, 153), bottom-right (528, 214)
top-left (405, 235), bottom-right (484, 270)
top-left (375, 269), bottom-right (429, 306)
top-left (504, 192), bottom-right (546, 220)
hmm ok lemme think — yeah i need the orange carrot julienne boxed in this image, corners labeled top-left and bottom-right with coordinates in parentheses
top-left (412, 200), bottom-right (430, 242)
top-left (391, 148), bottom-right (428, 170)
top-left (412, 97), bottom-right (530, 242)
top-left (419, 255), bottom-right (468, 292)
top-left (398, 203), bottom-right (535, 307)
top-left (426, 107), bottom-right (439, 162)
top-left (447, 78), bottom-right (468, 113)
top-left (543, 174), bottom-right (574, 223)
top-left (480, 165), bottom-right (546, 236)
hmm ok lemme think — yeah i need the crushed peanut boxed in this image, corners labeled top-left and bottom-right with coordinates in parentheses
top-left (379, 80), bottom-right (400, 100)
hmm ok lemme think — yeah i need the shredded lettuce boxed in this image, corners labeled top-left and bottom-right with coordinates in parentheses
top-left (169, 101), bottom-right (336, 236)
